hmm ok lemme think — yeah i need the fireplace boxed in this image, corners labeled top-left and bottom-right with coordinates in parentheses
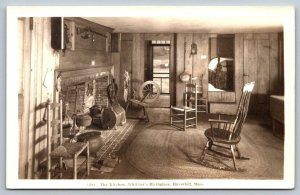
top-left (57, 66), bottom-right (112, 119)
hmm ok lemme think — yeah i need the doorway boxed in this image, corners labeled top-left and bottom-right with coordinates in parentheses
top-left (145, 40), bottom-right (171, 108)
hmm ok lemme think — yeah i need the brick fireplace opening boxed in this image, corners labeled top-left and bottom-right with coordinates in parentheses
top-left (58, 66), bottom-right (112, 120)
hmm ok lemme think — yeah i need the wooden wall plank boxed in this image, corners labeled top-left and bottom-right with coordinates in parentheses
top-left (234, 34), bottom-right (244, 100)
top-left (17, 17), bottom-right (24, 173)
top-left (18, 18), bottom-right (28, 179)
top-left (269, 33), bottom-right (279, 94)
top-left (120, 40), bottom-right (133, 103)
top-left (242, 33), bottom-right (274, 115)
top-left (131, 34), bottom-right (145, 96)
top-left (40, 18), bottom-right (53, 172)
top-left (278, 32), bottom-right (284, 95)
top-left (256, 39), bottom-right (270, 114)
top-left (257, 39), bottom-right (270, 100)
top-left (244, 38), bottom-right (258, 93)
top-left (111, 33), bottom-right (120, 52)
top-left (169, 34), bottom-right (176, 106)
top-left (244, 38), bottom-right (258, 114)
top-left (111, 52), bottom-right (121, 97)
top-left (121, 40), bottom-right (133, 73)
top-left (121, 33), bottom-right (133, 41)
top-left (27, 17), bottom-right (39, 178)
top-left (185, 34), bottom-right (193, 78)
top-left (194, 34), bottom-right (209, 97)
top-left (140, 34), bottom-right (145, 83)
top-left (175, 34), bottom-right (185, 106)
top-left (192, 34), bottom-right (202, 79)
top-left (33, 18), bottom-right (44, 178)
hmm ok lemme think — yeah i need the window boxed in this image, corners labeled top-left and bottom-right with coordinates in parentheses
top-left (152, 43), bottom-right (170, 94)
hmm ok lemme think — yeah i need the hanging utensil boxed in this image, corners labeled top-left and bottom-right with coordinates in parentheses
top-left (180, 37), bottom-right (190, 82)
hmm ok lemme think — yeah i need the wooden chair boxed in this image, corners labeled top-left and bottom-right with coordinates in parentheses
top-left (187, 76), bottom-right (208, 114)
top-left (170, 83), bottom-right (197, 131)
top-left (200, 81), bottom-right (255, 171)
top-left (46, 99), bottom-right (90, 179)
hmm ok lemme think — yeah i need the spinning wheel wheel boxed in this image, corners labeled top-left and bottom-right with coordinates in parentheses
top-left (139, 81), bottom-right (160, 103)
top-left (126, 80), bottom-right (160, 122)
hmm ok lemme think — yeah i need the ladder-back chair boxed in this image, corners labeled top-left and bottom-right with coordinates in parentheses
top-left (170, 83), bottom-right (198, 131)
top-left (46, 99), bottom-right (90, 179)
top-left (188, 76), bottom-right (208, 114)
top-left (200, 81), bottom-right (255, 171)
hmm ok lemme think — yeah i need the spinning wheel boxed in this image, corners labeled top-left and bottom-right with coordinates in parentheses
top-left (139, 81), bottom-right (160, 103)
top-left (126, 80), bottom-right (160, 122)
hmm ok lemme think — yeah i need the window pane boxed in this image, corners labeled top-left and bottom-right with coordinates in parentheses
top-left (153, 45), bottom-right (170, 94)
top-left (153, 46), bottom-right (169, 73)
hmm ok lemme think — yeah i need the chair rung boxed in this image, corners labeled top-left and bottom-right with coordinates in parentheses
top-left (186, 109), bottom-right (196, 112)
top-left (186, 99), bottom-right (196, 102)
top-left (186, 117), bottom-right (196, 120)
top-left (171, 116), bottom-right (184, 120)
top-left (171, 107), bottom-right (184, 111)
top-left (172, 113), bottom-right (184, 116)
top-left (186, 124), bottom-right (196, 127)
top-left (171, 120), bottom-right (184, 123)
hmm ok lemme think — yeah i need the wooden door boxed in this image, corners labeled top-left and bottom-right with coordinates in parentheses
top-left (244, 38), bottom-right (270, 114)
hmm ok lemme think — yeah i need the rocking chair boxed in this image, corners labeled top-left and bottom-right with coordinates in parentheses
top-left (200, 81), bottom-right (255, 171)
